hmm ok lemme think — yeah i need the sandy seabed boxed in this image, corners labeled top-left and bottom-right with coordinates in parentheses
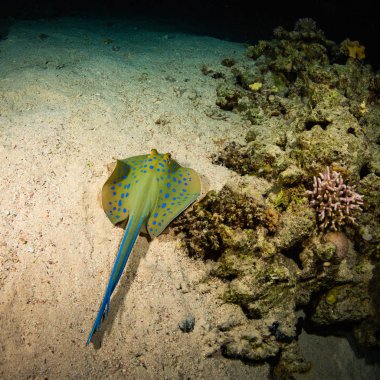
top-left (0, 17), bottom-right (379, 379)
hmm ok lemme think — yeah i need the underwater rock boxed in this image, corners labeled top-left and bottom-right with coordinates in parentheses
top-left (221, 58), bottom-right (236, 67)
top-left (357, 173), bottom-right (380, 259)
top-left (273, 204), bottom-right (315, 252)
top-left (273, 340), bottom-right (312, 377)
top-left (173, 178), bottom-right (277, 259)
top-left (278, 164), bottom-right (305, 186)
top-left (179, 315), bottom-right (196, 333)
top-left (213, 18), bottom-right (378, 186)
top-left (173, 173), bottom-right (378, 370)
top-left (211, 142), bottom-right (256, 176)
top-left (311, 282), bottom-right (372, 325)
top-left (323, 232), bottom-right (349, 262)
top-left (173, 17), bottom-right (380, 375)
top-left (215, 83), bottom-right (243, 110)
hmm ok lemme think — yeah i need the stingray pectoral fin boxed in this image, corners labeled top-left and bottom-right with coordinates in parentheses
top-left (147, 164), bottom-right (201, 238)
top-left (102, 160), bottom-right (132, 226)
top-left (86, 214), bottom-right (144, 346)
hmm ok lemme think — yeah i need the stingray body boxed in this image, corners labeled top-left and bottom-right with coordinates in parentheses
top-left (86, 149), bottom-right (201, 345)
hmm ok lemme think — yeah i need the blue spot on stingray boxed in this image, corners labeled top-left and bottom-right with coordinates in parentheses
top-left (178, 180), bottom-right (182, 184)
top-left (144, 164), bottom-right (147, 167)
top-left (111, 186), bottom-right (115, 190)
top-left (162, 203), bottom-right (167, 208)
top-left (118, 208), bottom-right (120, 212)
top-left (158, 222), bottom-right (161, 226)
top-left (150, 228), bottom-right (153, 232)
top-left (165, 193), bottom-right (169, 199)
top-left (148, 158), bottom-right (152, 161)
top-left (167, 183), bottom-right (171, 188)
top-left (160, 189), bottom-right (163, 193)
top-left (172, 189), bottom-right (176, 192)
top-left (118, 200), bottom-right (122, 206)
top-left (123, 175), bottom-right (127, 179)
top-left (179, 174), bottom-right (183, 177)
top-left (157, 168), bottom-right (160, 172)
top-left (123, 208), bottom-right (127, 213)
top-left (127, 184), bottom-right (131, 189)
top-left (173, 197), bottom-right (177, 200)
top-left (163, 213), bottom-right (167, 216)
top-left (116, 215), bottom-right (120, 219)
top-left (159, 163), bottom-right (164, 167)
top-left (173, 178), bottom-right (177, 182)
top-left (168, 170), bottom-right (171, 173)
top-left (121, 194), bottom-right (124, 198)
top-left (167, 175), bottom-right (171, 179)
top-left (153, 221), bottom-right (156, 225)
top-left (154, 213), bottom-right (158, 218)
top-left (150, 165), bottom-right (153, 169)
top-left (184, 183), bottom-right (188, 186)
top-left (183, 189), bottom-right (187, 192)
top-left (113, 181), bottom-right (116, 184)
top-left (125, 192), bottom-right (129, 197)
top-left (113, 207), bottom-right (116, 210)
top-left (171, 202), bottom-right (175, 205)
top-left (113, 192), bottom-right (116, 196)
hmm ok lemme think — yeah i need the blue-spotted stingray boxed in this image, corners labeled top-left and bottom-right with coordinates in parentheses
top-left (86, 149), bottom-right (201, 345)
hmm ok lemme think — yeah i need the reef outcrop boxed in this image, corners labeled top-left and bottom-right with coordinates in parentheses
top-left (175, 18), bottom-right (380, 376)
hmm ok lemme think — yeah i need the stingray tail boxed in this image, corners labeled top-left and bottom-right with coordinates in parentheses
top-left (86, 214), bottom-right (144, 346)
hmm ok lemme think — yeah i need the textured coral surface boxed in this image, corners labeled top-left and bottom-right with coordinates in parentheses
top-left (178, 18), bottom-right (380, 376)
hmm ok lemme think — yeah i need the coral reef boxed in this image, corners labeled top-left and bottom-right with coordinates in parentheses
top-left (174, 178), bottom-right (378, 375)
top-left (176, 18), bottom-right (380, 376)
top-left (211, 18), bottom-right (380, 259)
top-left (307, 167), bottom-right (364, 230)
top-left (340, 39), bottom-right (366, 60)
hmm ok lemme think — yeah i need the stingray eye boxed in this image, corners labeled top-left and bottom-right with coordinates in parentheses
top-left (164, 153), bottom-right (171, 163)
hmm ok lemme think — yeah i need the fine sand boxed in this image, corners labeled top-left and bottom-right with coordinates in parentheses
top-left (0, 17), bottom-right (379, 379)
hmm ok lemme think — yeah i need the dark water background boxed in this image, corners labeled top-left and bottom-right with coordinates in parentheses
top-left (1, 0), bottom-right (379, 68)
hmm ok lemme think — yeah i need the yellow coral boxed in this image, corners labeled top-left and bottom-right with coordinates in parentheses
top-left (249, 82), bottom-right (263, 91)
top-left (341, 39), bottom-right (365, 60)
top-left (359, 100), bottom-right (367, 115)
top-left (326, 292), bottom-right (337, 305)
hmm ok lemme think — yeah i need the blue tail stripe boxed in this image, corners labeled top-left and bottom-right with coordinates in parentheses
top-left (109, 217), bottom-right (142, 296)
top-left (86, 215), bottom-right (144, 346)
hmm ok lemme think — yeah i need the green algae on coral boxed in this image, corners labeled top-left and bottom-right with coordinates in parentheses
top-left (173, 17), bottom-right (380, 377)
